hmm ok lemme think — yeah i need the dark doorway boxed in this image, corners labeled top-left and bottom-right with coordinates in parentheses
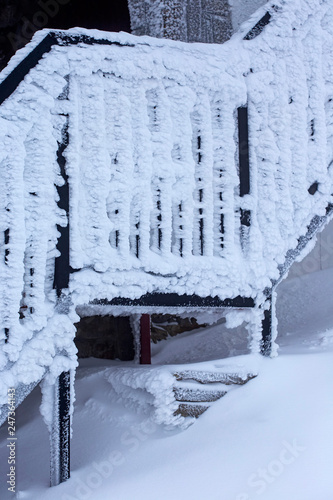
top-left (0, 0), bottom-right (131, 70)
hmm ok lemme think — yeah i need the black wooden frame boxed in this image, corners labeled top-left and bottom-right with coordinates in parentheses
top-left (93, 293), bottom-right (255, 308)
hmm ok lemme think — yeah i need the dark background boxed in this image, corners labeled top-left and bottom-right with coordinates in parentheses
top-left (0, 0), bottom-right (131, 69)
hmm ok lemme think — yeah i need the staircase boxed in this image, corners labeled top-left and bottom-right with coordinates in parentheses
top-left (105, 359), bottom-right (258, 428)
top-left (173, 370), bottom-right (257, 419)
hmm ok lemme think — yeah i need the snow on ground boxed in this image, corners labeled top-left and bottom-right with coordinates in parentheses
top-left (151, 316), bottom-right (250, 364)
top-left (0, 266), bottom-right (333, 499)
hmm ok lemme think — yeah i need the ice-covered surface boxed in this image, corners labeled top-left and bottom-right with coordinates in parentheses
top-left (0, 264), bottom-right (333, 498)
top-left (1, 0), bottom-right (333, 426)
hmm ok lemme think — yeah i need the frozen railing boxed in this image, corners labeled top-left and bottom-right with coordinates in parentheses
top-left (0, 0), bottom-right (333, 485)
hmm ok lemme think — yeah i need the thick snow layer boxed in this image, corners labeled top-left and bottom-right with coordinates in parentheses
top-left (0, 265), bottom-right (333, 499)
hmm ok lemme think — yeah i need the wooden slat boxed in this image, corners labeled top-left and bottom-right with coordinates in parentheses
top-left (92, 293), bottom-right (255, 308)
top-left (191, 96), bottom-right (214, 257)
top-left (146, 85), bottom-right (174, 256)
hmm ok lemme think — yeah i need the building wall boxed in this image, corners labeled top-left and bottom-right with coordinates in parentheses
top-left (127, 0), bottom-right (232, 43)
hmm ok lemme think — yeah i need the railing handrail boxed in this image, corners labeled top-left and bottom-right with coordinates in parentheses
top-left (0, 31), bottom-right (135, 106)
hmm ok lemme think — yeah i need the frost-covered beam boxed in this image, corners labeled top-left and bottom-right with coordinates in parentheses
top-left (272, 203), bottom-right (333, 290)
top-left (50, 371), bottom-right (71, 486)
top-left (238, 107), bottom-right (250, 197)
top-left (243, 11), bottom-right (271, 41)
top-left (54, 120), bottom-right (70, 296)
top-left (238, 106), bottom-right (251, 228)
top-left (58, 371), bottom-right (71, 483)
top-left (260, 301), bottom-right (272, 356)
top-left (92, 294), bottom-right (255, 308)
top-left (0, 32), bottom-right (134, 107)
top-left (0, 33), bottom-right (57, 106)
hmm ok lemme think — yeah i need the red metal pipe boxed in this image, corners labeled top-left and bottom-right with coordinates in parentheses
top-left (140, 314), bottom-right (151, 364)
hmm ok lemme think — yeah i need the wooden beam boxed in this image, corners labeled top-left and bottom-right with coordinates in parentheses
top-left (238, 106), bottom-right (251, 231)
top-left (243, 11), bottom-right (271, 41)
top-left (50, 371), bottom-right (71, 486)
top-left (59, 371), bottom-right (71, 483)
top-left (261, 303), bottom-right (272, 356)
top-left (53, 120), bottom-right (70, 296)
top-left (92, 293), bottom-right (255, 309)
top-left (238, 106), bottom-right (250, 197)
top-left (140, 314), bottom-right (151, 364)
top-left (0, 32), bottom-right (134, 107)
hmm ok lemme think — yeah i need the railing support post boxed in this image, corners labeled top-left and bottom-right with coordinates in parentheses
top-left (261, 301), bottom-right (272, 356)
top-left (50, 370), bottom-right (71, 486)
top-left (140, 314), bottom-right (151, 364)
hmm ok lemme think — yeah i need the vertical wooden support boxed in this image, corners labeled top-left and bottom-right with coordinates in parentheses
top-left (59, 371), bottom-right (71, 483)
top-left (238, 107), bottom-right (250, 196)
top-left (261, 302), bottom-right (272, 356)
top-left (54, 120), bottom-right (70, 296)
top-left (238, 106), bottom-right (251, 228)
top-left (140, 314), bottom-right (151, 364)
top-left (50, 371), bottom-right (71, 486)
top-left (51, 106), bottom-right (72, 487)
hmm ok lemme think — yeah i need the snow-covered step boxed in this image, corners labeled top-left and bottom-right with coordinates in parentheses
top-left (105, 361), bottom-right (258, 428)
top-left (174, 402), bottom-right (210, 419)
top-left (172, 370), bottom-right (257, 419)
top-left (173, 385), bottom-right (227, 403)
top-left (174, 370), bottom-right (257, 385)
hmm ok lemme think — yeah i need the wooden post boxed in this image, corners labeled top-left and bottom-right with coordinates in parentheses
top-left (50, 371), bottom-right (71, 486)
top-left (261, 302), bottom-right (272, 356)
top-left (50, 109), bottom-right (72, 486)
top-left (59, 371), bottom-right (71, 483)
top-left (54, 119), bottom-right (70, 297)
top-left (238, 106), bottom-right (250, 197)
top-left (140, 314), bottom-right (151, 364)
top-left (238, 106), bottom-right (251, 229)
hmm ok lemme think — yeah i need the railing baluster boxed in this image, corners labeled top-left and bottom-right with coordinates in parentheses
top-left (53, 118), bottom-right (70, 297)
top-left (238, 106), bottom-right (251, 233)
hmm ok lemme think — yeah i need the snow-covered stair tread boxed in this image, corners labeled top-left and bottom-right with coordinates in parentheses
top-left (174, 403), bottom-right (210, 419)
top-left (174, 371), bottom-right (257, 385)
top-left (172, 370), bottom-right (257, 419)
top-left (105, 358), bottom-right (258, 427)
top-left (173, 385), bottom-right (227, 402)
